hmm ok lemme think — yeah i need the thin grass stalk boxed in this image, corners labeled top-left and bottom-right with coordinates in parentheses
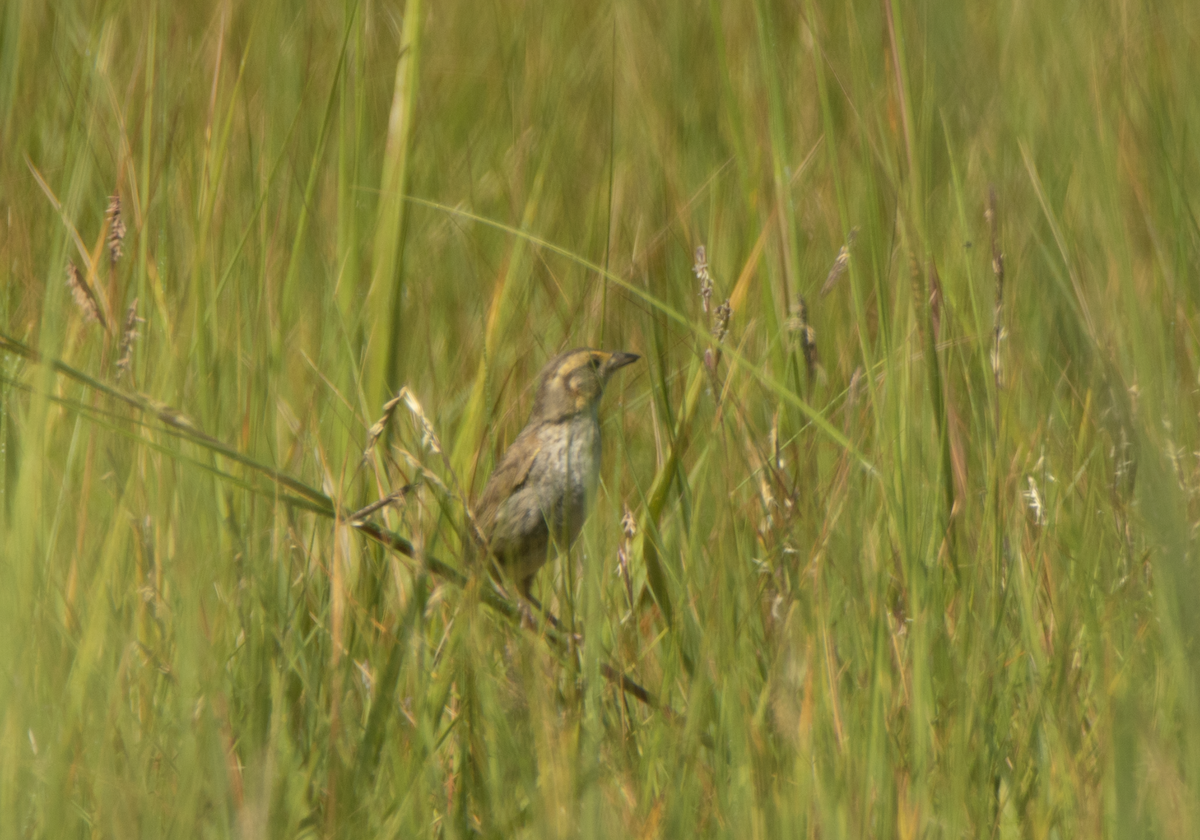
top-left (280, 6), bottom-right (358, 335)
top-left (448, 164), bottom-right (548, 484)
top-left (365, 0), bottom-right (422, 409)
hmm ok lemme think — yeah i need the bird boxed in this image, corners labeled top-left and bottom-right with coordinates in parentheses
top-left (472, 348), bottom-right (640, 610)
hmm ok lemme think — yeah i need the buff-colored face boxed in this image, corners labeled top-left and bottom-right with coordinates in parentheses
top-left (529, 349), bottom-right (639, 422)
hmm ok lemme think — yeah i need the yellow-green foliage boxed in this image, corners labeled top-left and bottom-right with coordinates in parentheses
top-left (2, 0), bottom-right (1198, 836)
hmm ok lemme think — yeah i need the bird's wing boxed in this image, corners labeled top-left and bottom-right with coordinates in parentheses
top-left (474, 431), bottom-right (542, 532)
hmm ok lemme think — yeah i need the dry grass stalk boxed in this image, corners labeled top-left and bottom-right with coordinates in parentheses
top-left (142, 396), bottom-right (209, 438)
top-left (107, 194), bottom-right (126, 267)
top-left (394, 448), bottom-right (450, 496)
top-left (986, 186), bottom-right (1005, 388)
top-left (349, 484), bottom-right (418, 523)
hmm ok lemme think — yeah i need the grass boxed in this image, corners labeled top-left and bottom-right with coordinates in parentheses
top-left (2, 0), bottom-right (1199, 836)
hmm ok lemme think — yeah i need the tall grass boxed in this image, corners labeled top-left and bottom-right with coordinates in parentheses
top-left (2, 0), bottom-right (1199, 836)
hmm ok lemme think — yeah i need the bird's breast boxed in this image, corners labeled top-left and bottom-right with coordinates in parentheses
top-left (534, 412), bottom-right (601, 540)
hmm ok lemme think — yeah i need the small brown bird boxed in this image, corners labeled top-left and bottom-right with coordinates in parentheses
top-left (473, 348), bottom-right (640, 606)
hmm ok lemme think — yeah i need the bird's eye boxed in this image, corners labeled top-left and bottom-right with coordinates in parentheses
top-left (589, 356), bottom-right (601, 370)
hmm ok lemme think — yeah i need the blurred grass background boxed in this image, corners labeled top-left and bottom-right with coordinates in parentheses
top-left (2, 0), bottom-right (1199, 836)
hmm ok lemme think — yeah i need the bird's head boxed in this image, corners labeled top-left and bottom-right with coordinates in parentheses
top-left (528, 348), bottom-right (640, 423)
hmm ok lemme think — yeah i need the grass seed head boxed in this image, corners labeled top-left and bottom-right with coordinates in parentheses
top-left (712, 298), bottom-right (732, 343)
top-left (115, 298), bottom-right (144, 380)
top-left (788, 297), bottom-right (817, 380)
top-left (694, 244), bottom-right (713, 314)
top-left (363, 393), bottom-right (405, 463)
top-left (987, 186), bottom-right (1005, 388)
top-left (66, 262), bottom-right (104, 326)
top-left (820, 227), bottom-right (858, 297)
top-left (107, 194), bottom-right (126, 267)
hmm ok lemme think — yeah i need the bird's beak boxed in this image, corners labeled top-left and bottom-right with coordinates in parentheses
top-left (601, 351), bottom-right (640, 377)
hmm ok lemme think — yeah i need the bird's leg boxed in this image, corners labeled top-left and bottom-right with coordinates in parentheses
top-left (519, 578), bottom-right (566, 631)
top-left (521, 580), bottom-right (584, 644)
